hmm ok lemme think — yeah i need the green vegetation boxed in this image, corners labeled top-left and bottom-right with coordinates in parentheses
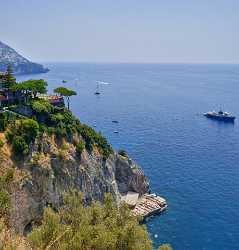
top-left (12, 136), bottom-right (29, 156)
top-left (32, 99), bottom-right (52, 114)
top-left (0, 169), bottom-right (14, 219)
top-left (0, 72), bottom-right (171, 249)
top-left (12, 79), bottom-right (47, 96)
top-left (0, 65), bottom-right (16, 90)
top-left (79, 124), bottom-right (113, 160)
top-left (11, 79), bottom-right (47, 104)
top-left (28, 191), bottom-right (153, 250)
top-left (158, 244), bottom-right (173, 250)
top-left (76, 139), bottom-right (85, 157)
top-left (54, 87), bottom-right (77, 110)
top-left (0, 113), bottom-right (8, 132)
top-left (0, 139), bottom-right (4, 148)
top-left (2, 98), bottom-right (112, 160)
top-left (118, 149), bottom-right (128, 158)
top-left (6, 119), bottom-right (39, 157)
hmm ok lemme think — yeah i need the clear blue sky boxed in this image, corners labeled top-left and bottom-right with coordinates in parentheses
top-left (1, 0), bottom-right (239, 63)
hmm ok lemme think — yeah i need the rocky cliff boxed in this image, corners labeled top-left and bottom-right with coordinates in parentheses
top-left (0, 41), bottom-right (49, 74)
top-left (0, 132), bottom-right (149, 235)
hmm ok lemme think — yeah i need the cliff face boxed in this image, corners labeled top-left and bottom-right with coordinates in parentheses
top-left (0, 133), bottom-right (149, 234)
top-left (0, 41), bottom-right (49, 74)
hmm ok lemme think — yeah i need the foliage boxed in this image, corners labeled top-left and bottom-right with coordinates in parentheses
top-left (118, 150), bottom-right (128, 158)
top-left (31, 99), bottom-right (52, 114)
top-left (54, 87), bottom-right (77, 110)
top-left (12, 136), bottom-right (29, 156)
top-left (0, 191), bottom-right (11, 220)
top-left (0, 219), bottom-right (18, 250)
top-left (0, 65), bottom-right (16, 89)
top-left (78, 124), bottom-right (113, 160)
top-left (5, 77), bottom-right (112, 160)
top-left (54, 87), bottom-right (76, 97)
top-left (0, 139), bottom-right (4, 148)
top-left (20, 119), bottom-right (39, 143)
top-left (28, 191), bottom-right (152, 250)
top-left (76, 140), bottom-right (85, 156)
top-left (0, 113), bottom-right (8, 132)
top-left (49, 113), bottom-right (64, 124)
top-left (0, 169), bottom-right (14, 218)
top-left (6, 119), bottom-right (39, 157)
top-left (11, 79), bottom-right (47, 101)
top-left (158, 244), bottom-right (173, 250)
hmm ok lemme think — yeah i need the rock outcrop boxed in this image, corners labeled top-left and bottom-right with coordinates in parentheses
top-left (0, 133), bottom-right (149, 234)
top-left (0, 41), bottom-right (49, 74)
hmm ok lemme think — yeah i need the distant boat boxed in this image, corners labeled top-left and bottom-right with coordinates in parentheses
top-left (114, 130), bottom-right (119, 134)
top-left (62, 80), bottom-right (67, 83)
top-left (112, 120), bottom-right (119, 124)
top-left (204, 110), bottom-right (235, 122)
top-left (94, 82), bottom-right (100, 95)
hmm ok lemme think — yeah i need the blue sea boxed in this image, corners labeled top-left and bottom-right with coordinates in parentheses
top-left (17, 63), bottom-right (239, 250)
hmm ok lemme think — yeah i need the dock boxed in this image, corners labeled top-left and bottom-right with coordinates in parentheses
top-left (122, 192), bottom-right (167, 219)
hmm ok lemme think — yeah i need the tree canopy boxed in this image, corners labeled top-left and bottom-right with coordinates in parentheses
top-left (54, 87), bottom-right (77, 110)
top-left (28, 191), bottom-right (153, 250)
top-left (11, 79), bottom-right (47, 98)
top-left (54, 87), bottom-right (76, 97)
top-left (0, 65), bottom-right (16, 89)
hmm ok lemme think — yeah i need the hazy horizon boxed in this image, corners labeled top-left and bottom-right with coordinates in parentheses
top-left (1, 0), bottom-right (239, 64)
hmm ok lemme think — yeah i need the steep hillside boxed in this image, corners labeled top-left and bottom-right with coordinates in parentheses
top-left (0, 41), bottom-right (49, 74)
top-left (0, 118), bottom-right (149, 235)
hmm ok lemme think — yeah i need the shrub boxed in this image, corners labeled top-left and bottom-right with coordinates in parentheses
top-left (32, 99), bottom-right (52, 114)
top-left (55, 125), bottom-right (66, 139)
top-left (0, 139), bottom-right (4, 148)
top-left (0, 169), bottom-right (14, 218)
top-left (57, 149), bottom-right (67, 161)
top-left (0, 113), bottom-right (7, 132)
top-left (158, 244), bottom-right (173, 250)
top-left (0, 169), bottom-right (14, 185)
top-left (0, 190), bottom-right (11, 218)
top-left (46, 127), bottom-right (56, 136)
top-left (118, 149), bottom-right (128, 158)
top-left (49, 113), bottom-right (64, 124)
top-left (79, 124), bottom-right (113, 159)
top-left (31, 153), bottom-right (41, 167)
top-left (12, 136), bottom-right (29, 156)
top-left (76, 140), bottom-right (85, 156)
top-left (28, 191), bottom-right (153, 250)
top-left (5, 129), bottom-right (14, 142)
top-left (61, 143), bottom-right (69, 151)
top-left (20, 119), bottom-right (39, 143)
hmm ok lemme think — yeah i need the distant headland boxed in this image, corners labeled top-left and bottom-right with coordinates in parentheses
top-left (0, 41), bottom-right (49, 75)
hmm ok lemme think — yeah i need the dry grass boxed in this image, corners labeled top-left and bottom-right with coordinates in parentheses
top-left (0, 219), bottom-right (32, 250)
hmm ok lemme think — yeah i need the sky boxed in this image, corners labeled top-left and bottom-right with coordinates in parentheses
top-left (1, 0), bottom-right (239, 63)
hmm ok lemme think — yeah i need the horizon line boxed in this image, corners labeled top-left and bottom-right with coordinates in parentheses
top-left (38, 61), bottom-right (239, 65)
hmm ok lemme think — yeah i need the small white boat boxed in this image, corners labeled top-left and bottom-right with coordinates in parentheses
top-left (94, 82), bottom-right (100, 95)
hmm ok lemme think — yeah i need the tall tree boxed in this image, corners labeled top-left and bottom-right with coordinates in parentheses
top-left (11, 79), bottom-right (47, 103)
top-left (54, 87), bottom-right (77, 110)
top-left (27, 79), bottom-right (48, 98)
top-left (4, 65), bottom-right (16, 89)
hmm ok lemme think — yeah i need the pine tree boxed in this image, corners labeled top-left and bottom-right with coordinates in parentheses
top-left (4, 65), bottom-right (16, 89)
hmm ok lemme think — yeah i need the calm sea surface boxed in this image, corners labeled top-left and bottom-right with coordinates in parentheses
top-left (17, 63), bottom-right (239, 250)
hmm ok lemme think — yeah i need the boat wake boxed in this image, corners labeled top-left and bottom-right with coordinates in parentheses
top-left (96, 81), bottom-right (111, 85)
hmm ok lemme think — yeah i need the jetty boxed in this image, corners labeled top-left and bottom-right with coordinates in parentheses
top-left (122, 192), bottom-right (167, 219)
